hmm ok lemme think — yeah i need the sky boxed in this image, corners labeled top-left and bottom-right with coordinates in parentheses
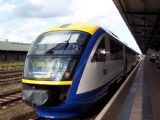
top-left (0, 0), bottom-right (141, 53)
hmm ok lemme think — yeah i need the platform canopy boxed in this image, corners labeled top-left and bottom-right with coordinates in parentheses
top-left (113, 0), bottom-right (160, 54)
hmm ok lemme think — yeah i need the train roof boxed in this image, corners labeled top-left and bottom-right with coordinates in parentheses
top-left (0, 41), bottom-right (30, 52)
top-left (105, 29), bottom-right (139, 55)
top-left (45, 23), bottom-right (100, 35)
top-left (45, 23), bottom-right (138, 55)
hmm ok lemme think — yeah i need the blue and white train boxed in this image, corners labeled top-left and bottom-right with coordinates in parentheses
top-left (22, 23), bottom-right (139, 119)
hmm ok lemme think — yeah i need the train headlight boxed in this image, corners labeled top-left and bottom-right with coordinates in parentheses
top-left (63, 71), bottom-right (71, 79)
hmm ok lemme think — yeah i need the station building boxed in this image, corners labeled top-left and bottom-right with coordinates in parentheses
top-left (0, 41), bottom-right (30, 61)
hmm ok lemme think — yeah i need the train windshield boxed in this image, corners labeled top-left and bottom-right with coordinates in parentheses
top-left (24, 30), bottom-right (90, 80)
top-left (28, 31), bottom-right (89, 55)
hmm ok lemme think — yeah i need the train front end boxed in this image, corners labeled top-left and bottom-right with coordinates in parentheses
top-left (21, 24), bottom-right (100, 118)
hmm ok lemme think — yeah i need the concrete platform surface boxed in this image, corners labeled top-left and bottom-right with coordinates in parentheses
top-left (118, 58), bottom-right (160, 120)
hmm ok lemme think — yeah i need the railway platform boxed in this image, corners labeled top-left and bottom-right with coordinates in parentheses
top-left (96, 58), bottom-right (160, 120)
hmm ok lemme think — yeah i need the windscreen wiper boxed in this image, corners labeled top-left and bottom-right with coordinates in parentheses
top-left (64, 35), bottom-right (72, 51)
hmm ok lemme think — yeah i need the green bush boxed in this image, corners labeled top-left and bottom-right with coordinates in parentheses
top-left (0, 62), bottom-right (24, 71)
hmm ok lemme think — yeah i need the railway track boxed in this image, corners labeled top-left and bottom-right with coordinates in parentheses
top-left (0, 90), bottom-right (22, 108)
top-left (0, 70), bottom-right (22, 86)
top-left (0, 71), bottom-right (22, 79)
top-left (0, 70), bottom-right (22, 74)
top-left (0, 76), bottom-right (22, 86)
top-left (28, 117), bottom-right (41, 120)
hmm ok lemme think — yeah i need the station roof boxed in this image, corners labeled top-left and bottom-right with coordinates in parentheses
top-left (0, 41), bottom-right (30, 52)
top-left (113, 0), bottom-right (160, 54)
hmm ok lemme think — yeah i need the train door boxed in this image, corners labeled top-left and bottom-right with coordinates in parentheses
top-left (104, 34), bottom-right (112, 82)
top-left (106, 37), bottom-right (124, 83)
top-left (123, 46), bottom-right (128, 74)
top-left (77, 34), bottom-right (108, 94)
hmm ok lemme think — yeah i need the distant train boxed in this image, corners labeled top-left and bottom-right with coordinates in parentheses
top-left (22, 23), bottom-right (139, 119)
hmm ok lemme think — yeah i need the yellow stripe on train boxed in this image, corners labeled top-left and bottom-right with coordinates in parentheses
top-left (45, 23), bottom-right (100, 35)
top-left (22, 79), bottom-right (72, 85)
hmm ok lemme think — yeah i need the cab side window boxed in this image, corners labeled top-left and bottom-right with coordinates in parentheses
top-left (92, 38), bottom-right (106, 62)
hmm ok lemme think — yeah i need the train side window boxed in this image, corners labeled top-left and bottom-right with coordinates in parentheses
top-left (110, 39), bottom-right (123, 60)
top-left (92, 38), bottom-right (106, 62)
